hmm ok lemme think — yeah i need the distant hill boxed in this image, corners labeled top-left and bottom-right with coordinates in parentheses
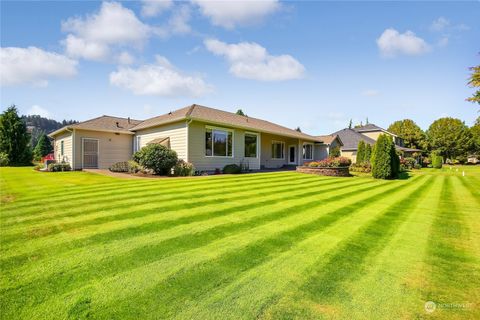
top-left (22, 115), bottom-right (78, 147)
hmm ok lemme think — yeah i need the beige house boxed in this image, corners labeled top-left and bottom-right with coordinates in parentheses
top-left (50, 104), bottom-right (340, 171)
top-left (330, 124), bottom-right (422, 163)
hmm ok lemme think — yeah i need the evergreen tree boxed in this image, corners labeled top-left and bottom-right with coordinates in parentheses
top-left (0, 106), bottom-right (32, 165)
top-left (235, 109), bottom-right (246, 116)
top-left (365, 143), bottom-right (372, 163)
top-left (348, 119), bottom-right (352, 129)
top-left (356, 140), bottom-right (366, 164)
top-left (329, 146), bottom-right (341, 157)
top-left (295, 126), bottom-right (302, 132)
top-left (371, 134), bottom-right (398, 179)
top-left (33, 134), bottom-right (53, 159)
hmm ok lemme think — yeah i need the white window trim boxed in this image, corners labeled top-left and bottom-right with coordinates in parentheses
top-left (244, 131), bottom-right (259, 159)
top-left (81, 138), bottom-right (100, 169)
top-left (134, 136), bottom-right (141, 153)
top-left (205, 125), bottom-right (234, 158)
top-left (271, 140), bottom-right (285, 160)
top-left (303, 142), bottom-right (314, 160)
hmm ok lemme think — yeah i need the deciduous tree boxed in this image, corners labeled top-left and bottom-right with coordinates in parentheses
top-left (426, 117), bottom-right (472, 161)
top-left (387, 119), bottom-right (426, 150)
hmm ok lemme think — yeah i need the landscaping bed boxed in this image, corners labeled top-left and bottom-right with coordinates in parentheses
top-left (296, 166), bottom-right (350, 177)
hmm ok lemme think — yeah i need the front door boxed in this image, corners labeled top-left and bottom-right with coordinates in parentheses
top-left (83, 138), bottom-right (99, 168)
top-left (288, 145), bottom-right (296, 164)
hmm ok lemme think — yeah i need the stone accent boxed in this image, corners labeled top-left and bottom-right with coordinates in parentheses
top-left (296, 166), bottom-right (350, 177)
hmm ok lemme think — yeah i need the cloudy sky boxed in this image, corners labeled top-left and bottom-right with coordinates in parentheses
top-left (1, 1), bottom-right (478, 134)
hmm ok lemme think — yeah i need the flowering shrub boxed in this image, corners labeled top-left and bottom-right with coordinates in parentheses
top-left (173, 160), bottom-right (195, 176)
top-left (109, 160), bottom-right (142, 173)
top-left (306, 157), bottom-right (351, 168)
top-left (350, 162), bottom-right (371, 173)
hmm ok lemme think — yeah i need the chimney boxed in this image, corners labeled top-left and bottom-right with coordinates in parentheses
top-left (128, 117), bottom-right (130, 124)
top-left (116, 121), bottom-right (120, 127)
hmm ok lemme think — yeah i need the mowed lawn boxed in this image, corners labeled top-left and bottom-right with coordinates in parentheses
top-left (0, 167), bottom-right (479, 319)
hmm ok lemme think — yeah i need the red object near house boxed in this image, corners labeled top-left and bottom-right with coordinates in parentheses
top-left (43, 153), bottom-right (55, 161)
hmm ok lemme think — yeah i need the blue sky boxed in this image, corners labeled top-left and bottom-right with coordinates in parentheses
top-left (1, 1), bottom-right (479, 134)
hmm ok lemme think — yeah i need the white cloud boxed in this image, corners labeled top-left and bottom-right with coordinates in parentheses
top-left (141, 0), bottom-right (172, 17)
top-left (0, 47), bottom-right (77, 86)
top-left (361, 89), bottom-right (380, 97)
top-left (109, 55), bottom-right (213, 97)
top-left (438, 37), bottom-right (449, 47)
top-left (376, 28), bottom-right (430, 58)
top-left (204, 39), bottom-right (305, 81)
top-left (168, 5), bottom-right (191, 34)
top-left (27, 105), bottom-right (50, 118)
top-left (192, 0), bottom-right (280, 29)
top-left (430, 17), bottom-right (450, 32)
top-left (62, 2), bottom-right (150, 61)
top-left (116, 51), bottom-right (135, 65)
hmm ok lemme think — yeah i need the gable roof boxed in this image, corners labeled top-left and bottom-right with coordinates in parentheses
top-left (131, 104), bottom-right (321, 141)
top-left (353, 123), bottom-right (398, 136)
top-left (331, 128), bottom-right (376, 150)
top-left (315, 134), bottom-right (343, 146)
top-left (49, 115), bottom-right (142, 137)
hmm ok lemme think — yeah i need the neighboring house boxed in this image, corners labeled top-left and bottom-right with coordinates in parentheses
top-left (314, 135), bottom-right (343, 159)
top-left (49, 104), bottom-right (342, 171)
top-left (330, 124), bottom-right (422, 163)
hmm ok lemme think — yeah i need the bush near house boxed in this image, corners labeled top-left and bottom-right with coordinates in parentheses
top-left (109, 160), bottom-right (142, 174)
top-left (329, 146), bottom-right (341, 158)
top-left (371, 134), bottom-right (400, 179)
top-left (173, 160), bottom-right (195, 176)
top-left (400, 157), bottom-right (416, 172)
top-left (222, 164), bottom-right (241, 174)
top-left (48, 162), bottom-right (71, 172)
top-left (350, 162), bottom-right (371, 173)
top-left (356, 141), bottom-right (366, 164)
top-left (305, 157), bottom-right (351, 168)
top-left (133, 144), bottom-right (178, 175)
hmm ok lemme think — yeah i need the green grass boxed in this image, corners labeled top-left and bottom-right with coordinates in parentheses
top-left (0, 166), bottom-right (479, 319)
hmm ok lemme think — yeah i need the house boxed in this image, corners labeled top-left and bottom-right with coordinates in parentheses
top-left (331, 124), bottom-right (422, 163)
top-left (49, 104), bottom-right (342, 171)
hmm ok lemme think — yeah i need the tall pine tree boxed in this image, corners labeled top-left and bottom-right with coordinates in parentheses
top-left (0, 106), bottom-right (32, 165)
top-left (33, 134), bottom-right (53, 159)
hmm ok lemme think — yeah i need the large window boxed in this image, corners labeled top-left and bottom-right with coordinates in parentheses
top-left (206, 127), bottom-right (233, 157)
top-left (303, 143), bottom-right (313, 160)
top-left (272, 141), bottom-right (285, 159)
top-left (244, 133), bottom-right (258, 158)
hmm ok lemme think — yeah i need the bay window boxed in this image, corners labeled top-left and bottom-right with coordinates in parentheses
top-left (272, 141), bottom-right (285, 159)
top-left (303, 143), bottom-right (313, 160)
top-left (244, 133), bottom-right (258, 158)
top-left (206, 127), bottom-right (233, 157)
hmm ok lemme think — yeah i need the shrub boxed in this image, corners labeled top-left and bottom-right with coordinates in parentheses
top-left (48, 162), bottom-right (71, 172)
top-left (329, 146), bottom-right (341, 158)
top-left (371, 134), bottom-right (399, 179)
top-left (127, 160), bottom-right (142, 173)
top-left (350, 162), bottom-right (371, 173)
top-left (306, 157), bottom-right (351, 168)
top-left (223, 164), bottom-right (241, 174)
top-left (364, 144), bottom-right (372, 163)
top-left (133, 144), bottom-right (178, 175)
top-left (109, 161), bottom-right (130, 172)
top-left (432, 154), bottom-right (443, 169)
top-left (356, 141), bottom-right (366, 164)
top-left (173, 160), bottom-right (195, 176)
top-left (0, 152), bottom-right (8, 166)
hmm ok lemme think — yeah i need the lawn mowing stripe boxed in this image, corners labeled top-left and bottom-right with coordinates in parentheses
top-left (0, 178), bottom-right (386, 311)
top-left (69, 176), bottom-right (428, 320)
top-left (0, 174), bottom-right (322, 239)
top-left (0, 177), bottom-right (364, 260)
top-left (0, 174), bottom-right (342, 239)
top-left (170, 176), bottom-right (432, 320)
top-left (1, 177), bottom-right (385, 292)
top-left (2, 172), bottom-right (308, 221)
top-left (422, 176), bottom-right (479, 319)
top-left (311, 176), bottom-right (445, 319)
top-left (16, 178), bottom-right (420, 319)
top-left (8, 171), bottom-right (292, 203)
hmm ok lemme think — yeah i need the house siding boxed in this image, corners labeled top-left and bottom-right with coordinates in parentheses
top-left (188, 120), bottom-right (261, 171)
top-left (341, 150), bottom-right (357, 163)
top-left (314, 144), bottom-right (329, 161)
top-left (135, 121), bottom-right (188, 160)
top-left (72, 129), bottom-right (133, 169)
top-left (53, 131), bottom-right (73, 166)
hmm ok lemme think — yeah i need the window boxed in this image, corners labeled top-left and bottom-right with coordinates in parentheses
top-left (244, 133), bottom-right (258, 158)
top-left (134, 136), bottom-right (141, 152)
top-left (272, 141), bottom-right (285, 159)
top-left (205, 127), bottom-right (233, 157)
top-left (303, 143), bottom-right (313, 160)
top-left (61, 141), bottom-right (64, 156)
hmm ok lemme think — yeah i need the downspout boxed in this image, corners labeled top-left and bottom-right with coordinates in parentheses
top-left (185, 117), bottom-right (193, 162)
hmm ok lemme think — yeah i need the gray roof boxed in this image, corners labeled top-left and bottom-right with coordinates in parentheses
top-left (331, 128), bottom-right (376, 150)
top-left (353, 123), bottom-right (384, 132)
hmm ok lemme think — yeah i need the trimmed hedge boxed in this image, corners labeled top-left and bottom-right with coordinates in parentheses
top-left (109, 160), bottom-right (142, 173)
top-left (357, 141), bottom-right (366, 164)
top-left (305, 157), bottom-right (351, 168)
top-left (173, 160), bottom-right (195, 176)
top-left (48, 162), bottom-right (71, 172)
top-left (223, 164), bottom-right (241, 174)
top-left (432, 154), bottom-right (443, 169)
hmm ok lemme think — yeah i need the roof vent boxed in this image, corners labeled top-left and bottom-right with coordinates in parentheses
top-left (169, 111), bottom-right (173, 115)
